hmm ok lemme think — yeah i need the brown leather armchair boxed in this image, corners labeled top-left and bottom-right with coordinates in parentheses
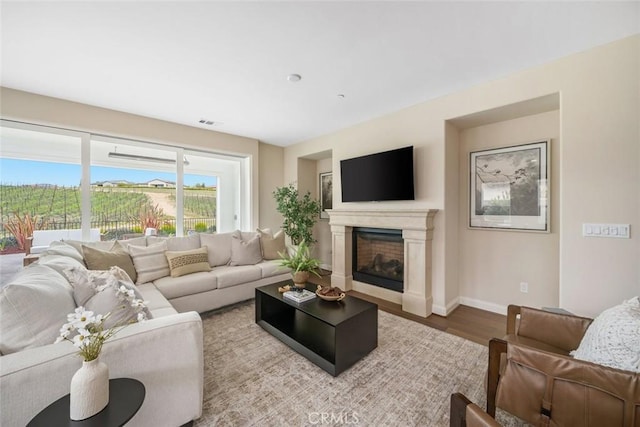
top-left (487, 305), bottom-right (640, 426)
top-left (451, 393), bottom-right (501, 427)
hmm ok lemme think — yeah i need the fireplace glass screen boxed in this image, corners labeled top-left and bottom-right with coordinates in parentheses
top-left (352, 228), bottom-right (404, 292)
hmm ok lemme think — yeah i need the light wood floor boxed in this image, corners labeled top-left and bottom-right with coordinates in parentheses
top-left (309, 273), bottom-right (506, 347)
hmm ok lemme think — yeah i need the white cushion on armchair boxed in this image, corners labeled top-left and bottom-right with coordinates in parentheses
top-left (571, 296), bottom-right (640, 372)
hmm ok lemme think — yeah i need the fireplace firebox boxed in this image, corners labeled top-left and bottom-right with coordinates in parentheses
top-left (352, 227), bottom-right (404, 292)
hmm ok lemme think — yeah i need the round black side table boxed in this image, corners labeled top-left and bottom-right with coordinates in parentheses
top-left (27, 378), bottom-right (145, 427)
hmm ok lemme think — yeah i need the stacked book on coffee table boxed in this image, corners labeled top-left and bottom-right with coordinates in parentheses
top-left (283, 289), bottom-right (316, 303)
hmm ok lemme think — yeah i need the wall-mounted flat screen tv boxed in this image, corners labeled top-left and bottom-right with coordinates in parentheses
top-left (340, 146), bottom-right (415, 202)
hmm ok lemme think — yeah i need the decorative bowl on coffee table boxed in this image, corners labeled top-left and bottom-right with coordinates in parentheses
top-left (316, 285), bottom-right (346, 301)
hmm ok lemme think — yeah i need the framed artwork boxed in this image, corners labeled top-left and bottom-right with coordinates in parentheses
top-left (470, 140), bottom-right (549, 232)
top-left (319, 172), bottom-right (332, 219)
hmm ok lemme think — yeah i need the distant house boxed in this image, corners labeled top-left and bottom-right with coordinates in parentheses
top-left (92, 180), bottom-right (133, 187)
top-left (147, 179), bottom-right (175, 188)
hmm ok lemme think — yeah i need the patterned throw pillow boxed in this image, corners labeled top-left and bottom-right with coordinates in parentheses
top-left (571, 296), bottom-right (640, 372)
top-left (165, 247), bottom-right (211, 277)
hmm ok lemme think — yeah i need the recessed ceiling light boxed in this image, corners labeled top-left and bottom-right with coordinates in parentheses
top-left (287, 74), bottom-right (302, 83)
top-left (337, 94), bottom-right (345, 98)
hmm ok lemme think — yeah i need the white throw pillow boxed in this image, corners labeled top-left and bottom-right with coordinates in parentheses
top-left (166, 234), bottom-right (201, 251)
top-left (64, 265), bottom-right (134, 307)
top-left (41, 241), bottom-right (84, 263)
top-left (229, 231), bottom-right (263, 266)
top-left (0, 264), bottom-right (76, 354)
top-left (200, 232), bottom-right (234, 266)
top-left (37, 253), bottom-right (86, 277)
top-left (571, 297), bottom-right (640, 372)
top-left (128, 240), bottom-right (170, 284)
top-left (84, 276), bottom-right (152, 328)
top-left (119, 236), bottom-right (147, 250)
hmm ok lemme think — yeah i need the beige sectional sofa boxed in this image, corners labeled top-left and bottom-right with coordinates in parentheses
top-left (137, 231), bottom-right (292, 313)
top-left (62, 229), bottom-right (291, 314)
top-left (0, 229), bottom-right (290, 426)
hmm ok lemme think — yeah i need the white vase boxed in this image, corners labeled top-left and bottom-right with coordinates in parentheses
top-left (70, 358), bottom-right (109, 420)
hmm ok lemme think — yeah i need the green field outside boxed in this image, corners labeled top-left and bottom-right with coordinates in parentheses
top-left (0, 184), bottom-right (216, 239)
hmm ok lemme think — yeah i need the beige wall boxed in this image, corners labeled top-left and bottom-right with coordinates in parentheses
top-left (443, 122), bottom-right (460, 313)
top-left (457, 111), bottom-right (560, 312)
top-left (0, 87), bottom-right (262, 229)
top-left (284, 35), bottom-right (639, 318)
top-left (258, 142), bottom-right (284, 230)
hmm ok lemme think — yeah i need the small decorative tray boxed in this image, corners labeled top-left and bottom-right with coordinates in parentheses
top-left (315, 285), bottom-right (346, 302)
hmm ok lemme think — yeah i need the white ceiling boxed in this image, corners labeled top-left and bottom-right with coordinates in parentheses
top-left (1, 1), bottom-right (638, 147)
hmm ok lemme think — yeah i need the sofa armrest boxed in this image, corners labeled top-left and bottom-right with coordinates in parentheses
top-left (507, 304), bottom-right (592, 352)
top-left (1, 312), bottom-right (203, 427)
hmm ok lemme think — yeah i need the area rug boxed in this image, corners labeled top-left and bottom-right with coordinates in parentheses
top-left (194, 301), bottom-right (522, 426)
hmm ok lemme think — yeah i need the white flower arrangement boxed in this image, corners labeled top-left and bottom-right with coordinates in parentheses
top-left (55, 285), bottom-right (149, 361)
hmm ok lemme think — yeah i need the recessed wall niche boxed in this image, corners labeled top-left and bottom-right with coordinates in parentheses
top-left (442, 93), bottom-right (560, 316)
top-left (297, 150), bottom-right (333, 270)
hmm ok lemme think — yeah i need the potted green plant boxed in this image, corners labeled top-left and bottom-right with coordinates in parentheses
top-left (273, 183), bottom-right (321, 246)
top-left (278, 240), bottom-right (321, 289)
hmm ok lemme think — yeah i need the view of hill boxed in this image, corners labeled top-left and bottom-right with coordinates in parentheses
top-left (0, 184), bottom-right (217, 240)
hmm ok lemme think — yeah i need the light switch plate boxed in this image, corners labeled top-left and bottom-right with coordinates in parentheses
top-left (583, 223), bottom-right (630, 239)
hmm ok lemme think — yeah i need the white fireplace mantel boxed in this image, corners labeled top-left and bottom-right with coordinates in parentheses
top-left (327, 209), bottom-right (438, 318)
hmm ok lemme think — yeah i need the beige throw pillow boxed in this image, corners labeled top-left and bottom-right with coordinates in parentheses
top-left (64, 239), bottom-right (115, 259)
top-left (229, 232), bottom-right (263, 266)
top-left (128, 240), bottom-right (170, 284)
top-left (82, 241), bottom-right (137, 283)
top-left (165, 247), bottom-right (211, 277)
top-left (257, 228), bottom-right (286, 260)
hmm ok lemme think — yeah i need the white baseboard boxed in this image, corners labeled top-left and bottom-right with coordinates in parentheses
top-left (432, 297), bottom-right (460, 316)
top-left (458, 297), bottom-right (508, 315)
top-left (320, 263), bottom-right (332, 271)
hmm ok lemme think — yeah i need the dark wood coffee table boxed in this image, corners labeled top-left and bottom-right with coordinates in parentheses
top-left (255, 282), bottom-right (378, 376)
top-left (27, 378), bottom-right (145, 427)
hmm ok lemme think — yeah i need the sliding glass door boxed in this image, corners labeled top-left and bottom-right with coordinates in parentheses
top-left (0, 122), bottom-right (88, 248)
top-left (90, 136), bottom-right (179, 239)
top-left (0, 120), bottom-right (249, 247)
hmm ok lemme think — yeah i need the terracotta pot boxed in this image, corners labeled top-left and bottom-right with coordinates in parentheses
top-left (292, 271), bottom-right (310, 288)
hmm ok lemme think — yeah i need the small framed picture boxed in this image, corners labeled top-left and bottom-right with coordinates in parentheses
top-left (470, 140), bottom-right (549, 232)
top-left (319, 172), bottom-right (332, 219)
